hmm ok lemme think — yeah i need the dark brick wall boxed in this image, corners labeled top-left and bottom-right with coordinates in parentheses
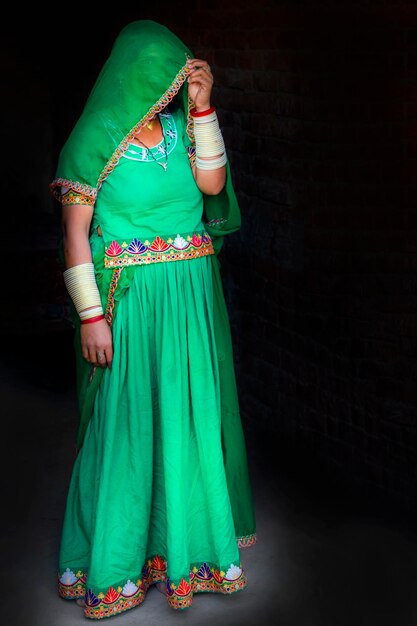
top-left (181, 1), bottom-right (417, 510)
top-left (6, 2), bottom-right (417, 510)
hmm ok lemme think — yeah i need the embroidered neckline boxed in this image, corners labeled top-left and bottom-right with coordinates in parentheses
top-left (96, 63), bottom-right (192, 190)
top-left (122, 109), bottom-right (177, 163)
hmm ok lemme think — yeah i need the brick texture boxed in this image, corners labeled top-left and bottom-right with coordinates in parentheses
top-left (8, 1), bottom-right (417, 511)
top-left (175, 1), bottom-right (417, 511)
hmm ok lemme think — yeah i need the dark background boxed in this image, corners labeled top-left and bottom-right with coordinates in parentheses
top-left (3, 2), bottom-right (417, 617)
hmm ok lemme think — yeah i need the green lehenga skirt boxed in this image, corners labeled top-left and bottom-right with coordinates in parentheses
top-left (57, 250), bottom-right (256, 619)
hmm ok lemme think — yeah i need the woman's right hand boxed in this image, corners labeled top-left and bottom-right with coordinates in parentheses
top-left (80, 318), bottom-right (113, 369)
top-left (61, 201), bottom-right (113, 369)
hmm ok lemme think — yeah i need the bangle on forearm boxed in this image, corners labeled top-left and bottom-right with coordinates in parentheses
top-left (80, 314), bottom-right (105, 325)
top-left (190, 106), bottom-right (216, 117)
top-left (195, 154), bottom-right (228, 170)
top-left (63, 262), bottom-right (104, 320)
top-left (191, 107), bottom-right (227, 170)
top-left (79, 305), bottom-right (104, 321)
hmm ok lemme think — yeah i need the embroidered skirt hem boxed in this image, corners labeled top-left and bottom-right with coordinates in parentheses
top-left (58, 549), bottom-right (253, 619)
top-left (58, 254), bottom-right (257, 620)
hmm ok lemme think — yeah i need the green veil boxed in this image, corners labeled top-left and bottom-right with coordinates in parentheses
top-left (51, 20), bottom-right (255, 543)
top-left (51, 19), bottom-right (241, 255)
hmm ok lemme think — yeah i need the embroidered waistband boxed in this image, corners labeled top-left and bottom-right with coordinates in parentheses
top-left (103, 230), bottom-right (215, 268)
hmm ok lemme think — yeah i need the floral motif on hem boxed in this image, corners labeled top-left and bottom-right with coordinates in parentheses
top-left (58, 554), bottom-right (247, 620)
top-left (104, 231), bottom-right (215, 269)
top-left (167, 561), bottom-right (247, 611)
top-left (237, 532), bottom-right (257, 548)
top-left (58, 568), bottom-right (87, 599)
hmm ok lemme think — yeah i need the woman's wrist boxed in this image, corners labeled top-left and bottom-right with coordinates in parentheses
top-left (193, 103), bottom-right (213, 114)
top-left (80, 314), bottom-right (106, 325)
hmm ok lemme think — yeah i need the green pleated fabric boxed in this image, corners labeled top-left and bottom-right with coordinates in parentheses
top-left (56, 103), bottom-right (256, 618)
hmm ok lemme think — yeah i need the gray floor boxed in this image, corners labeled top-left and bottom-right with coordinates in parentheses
top-left (3, 352), bottom-right (417, 626)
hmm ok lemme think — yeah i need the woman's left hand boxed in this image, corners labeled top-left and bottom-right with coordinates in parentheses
top-left (186, 58), bottom-right (213, 111)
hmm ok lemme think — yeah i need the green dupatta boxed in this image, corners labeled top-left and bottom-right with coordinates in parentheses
top-left (51, 20), bottom-right (255, 542)
top-left (51, 19), bottom-right (240, 256)
top-left (51, 20), bottom-right (242, 449)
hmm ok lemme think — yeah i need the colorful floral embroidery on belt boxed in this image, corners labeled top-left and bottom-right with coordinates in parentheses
top-left (58, 554), bottom-right (247, 619)
top-left (104, 230), bottom-right (215, 268)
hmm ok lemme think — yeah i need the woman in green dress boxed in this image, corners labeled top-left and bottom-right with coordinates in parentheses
top-left (51, 20), bottom-right (256, 620)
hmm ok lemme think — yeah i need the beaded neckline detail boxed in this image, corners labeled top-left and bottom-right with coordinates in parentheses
top-left (122, 109), bottom-right (177, 164)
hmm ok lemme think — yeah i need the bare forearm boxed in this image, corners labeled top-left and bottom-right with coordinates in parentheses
top-left (60, 203), bottom-right (112, 368)
top-left (63, 231), bottom-right (92, 269)
top-left (61, 204), bottom-right (94, 269)
top-left (194, 162), bottom-right (226, 195)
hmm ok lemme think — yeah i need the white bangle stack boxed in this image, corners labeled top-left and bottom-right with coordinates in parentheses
top-left (191, 107), bottom-right (227, 171)
top-left (63, 262), bottom-right (104, 323)
top-left (79, 306), bottom-right (104, 322)
top-left (195, 154), bottom-right (227, 170)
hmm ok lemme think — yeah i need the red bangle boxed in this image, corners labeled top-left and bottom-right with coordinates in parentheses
top-left (190, 106), bottom-right (216, 117)
top-left (80, 314), bottom-right (105, 325)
